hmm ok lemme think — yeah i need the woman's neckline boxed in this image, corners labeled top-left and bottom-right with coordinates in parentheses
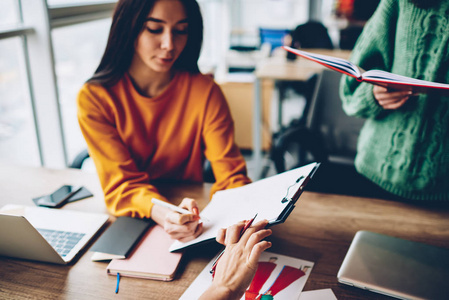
top-left (126, 71), bottom-right (182, 100)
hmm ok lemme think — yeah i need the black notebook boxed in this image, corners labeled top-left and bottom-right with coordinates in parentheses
top-left (89, 216), bottom-right (151, 261)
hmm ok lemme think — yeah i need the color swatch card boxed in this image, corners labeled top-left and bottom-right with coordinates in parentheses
top-left (180, 251), bottom-right (314, 299)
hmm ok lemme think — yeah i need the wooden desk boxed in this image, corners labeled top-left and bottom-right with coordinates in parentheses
top-left (1, 164), bottom-right (449, 299)
top-left (252, 49), bottom-right (352, 179)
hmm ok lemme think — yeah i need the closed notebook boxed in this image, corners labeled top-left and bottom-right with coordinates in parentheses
top-left (90, 216), bottom-right (151, 261)
top-left (107, 225), bottom-right (183, 281)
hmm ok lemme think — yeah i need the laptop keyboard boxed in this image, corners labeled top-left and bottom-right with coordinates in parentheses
top-left (36, 228), bottom-right (85, 257)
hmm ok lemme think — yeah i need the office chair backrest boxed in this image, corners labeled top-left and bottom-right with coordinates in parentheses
top-left (290, 21), bottom-right (334, 49)
top-left (287, 21), bottom-right (333, 60)
top-left (306, 69), bottom-right (365, 164)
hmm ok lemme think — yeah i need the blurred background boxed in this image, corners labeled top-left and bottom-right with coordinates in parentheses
top-left (0, 0), bottom-right (379, 179)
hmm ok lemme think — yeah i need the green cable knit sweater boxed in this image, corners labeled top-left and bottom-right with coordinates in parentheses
top-left (339, 0), bottom-right (449, 201)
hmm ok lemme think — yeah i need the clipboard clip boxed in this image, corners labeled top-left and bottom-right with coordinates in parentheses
top-left (268, 163), bottom-right (321, 227)
top-left (267, 200), bottom-right (295, 227)
top-left (281, 175), bottom-right (305, 203)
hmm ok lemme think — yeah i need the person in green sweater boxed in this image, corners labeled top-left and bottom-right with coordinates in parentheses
top-left (339, 0), bottom-right (449, 201)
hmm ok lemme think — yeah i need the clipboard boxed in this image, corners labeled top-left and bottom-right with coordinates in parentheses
top-left (169, 162), bottom-right (321, 252)
top-left (268, 162), bottom-right (320, 227)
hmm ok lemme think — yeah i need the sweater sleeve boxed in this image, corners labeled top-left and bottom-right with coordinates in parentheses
top-left (77, 84), bottom-right (166, 219)
top-left (202, 83), bottom-right (252, 198)
top-left (339, 0), bottom-right (398, 118)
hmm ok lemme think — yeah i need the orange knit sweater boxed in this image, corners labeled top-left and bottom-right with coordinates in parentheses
top-left (77, 71), bottom-right (251, 218)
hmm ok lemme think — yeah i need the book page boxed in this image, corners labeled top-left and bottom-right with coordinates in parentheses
top-left (169, 163), bottom-right (318, 252)
top-left (180, 251), bottom-right (314, 300)
top-left (283, 46), bottom-right (361, 78)
top-left (362, 69), bottom-right (449, 93)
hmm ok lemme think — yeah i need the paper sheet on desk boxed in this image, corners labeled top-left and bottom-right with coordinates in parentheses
top-left (169, 163), bottom-right (318, 252)
top-left (180, 251), bottom-right (314, 300)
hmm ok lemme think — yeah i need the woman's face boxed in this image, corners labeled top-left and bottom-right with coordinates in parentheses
top-left (133, 0), bottom-right (188, 74)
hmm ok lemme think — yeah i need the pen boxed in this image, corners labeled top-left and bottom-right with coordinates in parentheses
top-left (210, 213), bottom-right (258, 276)
top-left (151, 198), bottom-right (208, 222)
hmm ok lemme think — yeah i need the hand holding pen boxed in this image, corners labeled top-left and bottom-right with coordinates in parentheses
top-left (151, 198), bottom-right (203, 243)
top-left (210, 213), bottom-right (258, 276)
top-left (200, 219), bottom-right (272, 300)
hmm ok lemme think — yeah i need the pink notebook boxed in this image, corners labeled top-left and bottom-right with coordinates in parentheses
top-left (107, 225), bottom-right (183, 281)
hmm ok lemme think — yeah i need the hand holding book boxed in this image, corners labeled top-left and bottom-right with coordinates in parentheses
top-left (373, 85), bottom-right (416, 110)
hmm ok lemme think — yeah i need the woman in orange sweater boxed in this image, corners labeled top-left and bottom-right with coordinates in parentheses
top-left (77, 0), bottom-right (251, 242)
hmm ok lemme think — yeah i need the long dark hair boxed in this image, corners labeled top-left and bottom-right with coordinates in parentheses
top-left (88, 0), bottom-right (203, 86)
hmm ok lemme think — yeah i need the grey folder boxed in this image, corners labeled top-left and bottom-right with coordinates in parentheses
top-left (337, 230), bottom-right (449, 300)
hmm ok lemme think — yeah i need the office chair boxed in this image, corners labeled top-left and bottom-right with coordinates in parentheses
top-left (287, 21), bottom-right (334, 59)
top-left (259, 22), bottom-right (335, 178)
top-left (70, 149), bottom-right (216, 183)
top-left (70, 148), bottom-right (90, 169)
top-left (270, 69), bottom-right (366, 196)
top-left (279, 21), bottom-right (334, 128)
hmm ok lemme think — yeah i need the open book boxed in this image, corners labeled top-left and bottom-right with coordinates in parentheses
top-left (283, 46), bottom-right (449, 95)
top-left (169, 162), bottom-right (320, 252)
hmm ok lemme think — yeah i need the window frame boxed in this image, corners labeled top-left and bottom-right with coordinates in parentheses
top-left (0, 0), bottom-right (116, 168)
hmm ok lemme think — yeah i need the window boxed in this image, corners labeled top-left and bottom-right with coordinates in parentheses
top-left (0, 0), bottom-right (318, 169)
top-left (0, 0), bottom-right (116, 168)
top-left (0, 37), bottom-right (40, 166)
top-left (0, 0), bottom-right (20, 27)
top-left (52, 19), bottom-right (111, 163)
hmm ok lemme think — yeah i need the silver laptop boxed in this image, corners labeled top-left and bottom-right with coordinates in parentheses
top-left (0, 204), bottom-right (109, 264)
top-left (337, 230), bottom-right (449, 300)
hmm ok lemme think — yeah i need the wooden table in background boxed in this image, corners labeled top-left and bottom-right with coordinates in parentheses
top-left (1, 164), bottom-right (448, 299)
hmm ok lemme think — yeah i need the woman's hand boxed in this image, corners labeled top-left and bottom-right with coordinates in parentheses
top-left (200, 219), bottom-right (272, 300)
top-left (151, 197), bottom-right (203, 242)
top-left (373, 85), bottom-right (415, 110)
top-left (164, 197), bottom-right (203, 242)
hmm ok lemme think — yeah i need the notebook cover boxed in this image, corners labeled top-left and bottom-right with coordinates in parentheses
top-left (90, 216), bottom-right (151, 260)
top-left (106, 225), bottom-right (183, 281)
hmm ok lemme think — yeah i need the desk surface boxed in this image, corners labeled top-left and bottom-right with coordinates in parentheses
top-left (255, 48), bottom-right (352, 81)
top-left (1, 164), bottom-right (449, 299)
